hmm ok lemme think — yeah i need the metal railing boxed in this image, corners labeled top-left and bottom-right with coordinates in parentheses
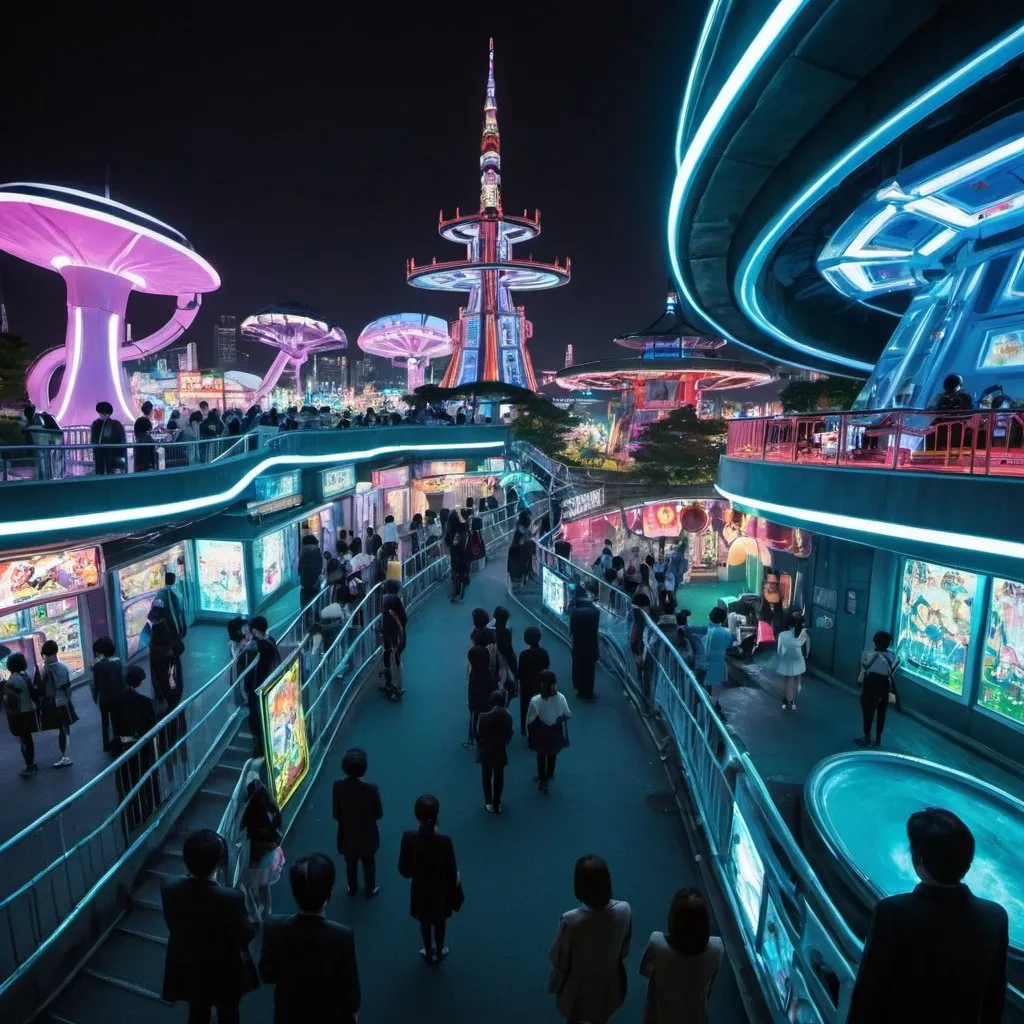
top-left (726, 408), bottom-right (1024, 476)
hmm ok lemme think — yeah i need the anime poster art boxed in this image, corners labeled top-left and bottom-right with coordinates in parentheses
top-left (0, 546), bottom-right (102, 614)
top-left (981, 578), bottom-right (1024, 724)
top-left (261, 657), bottom-right (310, 809)
top-left (897, 560), bottom-right (978, 695)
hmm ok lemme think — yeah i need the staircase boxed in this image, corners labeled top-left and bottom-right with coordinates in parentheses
top-left (40, 725), bottom-right (256, 1023)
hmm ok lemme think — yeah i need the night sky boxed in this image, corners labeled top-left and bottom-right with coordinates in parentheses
top-left (1, 4), bottom-right (696, 377)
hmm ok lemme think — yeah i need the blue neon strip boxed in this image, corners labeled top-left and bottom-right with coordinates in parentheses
top-left (735, 23), bottom-right (1024, 371)
top-left (674, 0), bottom-right (727, 168)
top-left (0, 440), bottom-right (504, 540)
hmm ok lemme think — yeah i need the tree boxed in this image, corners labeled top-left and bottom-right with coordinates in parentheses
top-left (630, 406), bottom-right (726, 485)
top-left (0, 334), bottom-right (29, 402)
top-left (779, 376), bottom-right (863, 412)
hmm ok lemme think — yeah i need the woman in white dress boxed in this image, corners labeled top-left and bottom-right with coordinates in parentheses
top-left (776, 614), bottom-right (809, 711)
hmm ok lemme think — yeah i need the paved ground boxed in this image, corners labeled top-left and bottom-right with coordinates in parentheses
top-left (234, 557), bottom-right (748, 1024)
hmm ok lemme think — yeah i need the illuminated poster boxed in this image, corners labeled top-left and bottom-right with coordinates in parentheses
top-left (0, 612), bottom-right (20, 638)
top-left (372, 466), bottom-right (410, 489)
top-left (261, 656), bottom-right (309, 809)
top-left (0, 546), bottom-right (102, 614)
top-left (321, 465), bottom-right (356, 498)
top-left (641, 379), bottom-right (680, 409)
top-left (255, 529), bottom-right (287, 598)
top-left (196, 540), bottom-right (247, 615)
top-left (981, 329), bottom-right (1024, 368)
top-left (33, 611), bottom-right (85, 676)
top-left (416, 461), bottom-right (466, 477)
top-left (542, 565), bottom-right (568, 617)
top-left (502, 347), bottom-right (522, 386)
top-left (981, 578), bottom-right (1024, 724)
top-left (761, 897), bottom-right (795, 1008)
top-left (642, 501), bottom-right (682, 538)
top-left (119, 544), bottom-right (186, 601)
top-left (461, 351), bottom-right (479, 382)
top-left (124, 596), bottom-right (154, 657)
top-left (254, 470), bottom-right (301, 504)
top-left (896, 560), bottom-right (978, 695)
top-left (730, 804), bottom-right (765, 935)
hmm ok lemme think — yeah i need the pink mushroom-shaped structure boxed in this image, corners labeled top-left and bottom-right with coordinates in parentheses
top-left (357, 314), bottom-right (452, 392)
top-left (2, 183), bottom-right (220, 425)
top-left (240, 303), bottom-right (346, 401)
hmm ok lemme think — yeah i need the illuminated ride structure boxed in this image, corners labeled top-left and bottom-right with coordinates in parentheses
top-left (240, 303), bottom-right (346, 402)
top-left (407, 39), bottom-right (569, 392)
top-left (357, 314), bottom-right (451, 392)
top-left (2, 184), bottom-right (220, 425)
top-left (555, 286), bottom-right (772, 453)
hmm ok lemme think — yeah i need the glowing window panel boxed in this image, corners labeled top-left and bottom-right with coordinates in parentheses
top-left (897, 559), bottom-right (978, 697)
top-left (982, 578), bottom-right (1024, 725)
top-left (196, 540), bottom-right (247, 615)
top-left (730, 804), bottom-right (765, 936)
top-left (980, 328), bottom-right (1024, 368)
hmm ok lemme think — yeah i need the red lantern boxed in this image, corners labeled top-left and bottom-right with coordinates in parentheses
top-left (680, 504), bottom-right (710, 534)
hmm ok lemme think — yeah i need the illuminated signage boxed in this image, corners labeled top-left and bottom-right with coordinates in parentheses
top-left (542, 565), bottom-right (570, 617)
top-left (254, 470), bottom-right (302, 504)
top-left (486, 457), bottom-right (506, 472)
top-left (195, 540), bottom-right (248, 615)
top-left (372, 466), bottom-right (410, 489)
top-left (0, 546), bottom-right (103, 615)
top-left (561, 487), bottom-right (605, 520)
top-left (262, 655), bottom-right (310, 809)
top-left (416, 460), bottom-right (466, 477)
top-left (321, 465), bottom-right (357, 498)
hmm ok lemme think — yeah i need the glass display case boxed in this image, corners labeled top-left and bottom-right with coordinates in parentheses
top-left (196, 540), bottom-right (248, 615)
top-left (117, 544), bottom-right (189, 657)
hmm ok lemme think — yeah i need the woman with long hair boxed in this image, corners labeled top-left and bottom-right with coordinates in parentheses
top-left (449, 530), bottom-right (471, 603)
top-left (526, 670), bottom-right (571, 793)
top-left (398, 794), bottom-right (461, 964)
top-left (239, 772), bottom-right (285, 921)
top-left (776, 613), bottom-right (810, 711)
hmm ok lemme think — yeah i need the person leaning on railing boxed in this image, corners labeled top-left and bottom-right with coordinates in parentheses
top-left (90, 402), bottom-right (127, 474)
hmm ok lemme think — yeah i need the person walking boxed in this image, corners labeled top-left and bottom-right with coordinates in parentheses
top-left (855, 630), bottom-right (900, 748)
top-left (239, 773), bottom-right (286, 922)
top-left (109, 666), bottom-right (161, 835)
top-left (526, 670), bottom-right (571, 793)
top-left (517, 626), bottom-right (550, 737)
top-left (237, 616), bottom-right (281, 756)
top-left (398, 794), bottom-right (462, 964)
top-left (700, 608), bottom-right (733, 718)
top-left (491, 606), bottom-right (518, 706)
top-left (3, 652), bottom-right (39, 778)
top-left (380, 579), bottom-right (407, 700)
top-left (847, 808), bottom-right (1008, 1024)
top-left (449, 530), bottom-right (471, 603)
top-left (547, 854), bottom-right (632, 1024)
top-left (569, 596), bottom-right (601, 700)
top-left (332, 747), bottom-right (383, 898)
top-left (156, 570), bottom-right (188, 641)
top-left (161, 828), bottom-right (258, 1024)
top-left (776, 614), bottom-right (809, 711)
top-left (149, 602), bottom-right (185, 762)
top-left (640, 888), bottom-right (723, 1024)
top-left (38, 639), bottom-right (77, 768)
top-left (476, 689), bottom-right (513, 813)
top-left (90, 636), bottom-right (125, 752)
top-left (298, 534), bottom-right (323, 626)
top-left (90, 401), bottom-right (127, 474)
top-left (465, 645), bottom-right (494, 750)
top-left (259, 854), bottom-right (361, 1024)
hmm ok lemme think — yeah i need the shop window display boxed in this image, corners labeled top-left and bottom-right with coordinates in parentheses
top-left (896, 560), bottom-right (978, 696)
top-left (255, 530), bottom-right (287, 599)
top-left (981, 578), bottom-right (1024, 724)
top-left (196, 540), bottom-right (247, 615)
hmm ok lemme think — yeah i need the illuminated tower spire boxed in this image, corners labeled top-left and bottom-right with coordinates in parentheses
top-left (479, 37), bottom-right (502, 214)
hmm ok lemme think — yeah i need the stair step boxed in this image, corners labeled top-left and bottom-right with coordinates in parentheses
top-left (116, 905), bottom-right (169, 944)
top-left (220, 745), bottom-right (253, 769)
top-left (161, 833), bottom-right (184, 857)
top-left (144, 851), bottom-right (186, 878)
top-left (44, 972), bottom-right (176, 1024)
top-left (176, 790), bottom-right (229, 831)
top-left (86, 927), bottom-right (167, 996)
top-left (132, 873), bottom-right (164, 910)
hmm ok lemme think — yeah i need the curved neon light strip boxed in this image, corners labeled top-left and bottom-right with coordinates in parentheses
top-left (674, 0), bottom-right (726, 168)
top-left (108, 313), bottom-right (135, 422)
top-left (736, 22), bottom-right (1024, 371)
top-left (0, 439), bottom-right (505, 540)
top-left (53, 308), bottom-right (83, 424)
top-left (716, 484), bottom-right (1024, 562)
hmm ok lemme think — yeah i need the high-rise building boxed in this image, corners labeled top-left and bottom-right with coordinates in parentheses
top-left (215, 315), bottom-right (238, 369)
top-left (565, 344), bottom-right (574, 367)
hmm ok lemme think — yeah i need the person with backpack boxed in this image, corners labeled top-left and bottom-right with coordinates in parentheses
top-left (490, 606), bottom-right (518, 707)
top-left (856, 631), bottom-right (900, 748)
top-left (239, 772), bottom-right (285, 922)
top-left (380, 579), bottom-right (408, 701)
top-left (517, 626), bottom-right (550, 738)
top-left (237, 616), bottom-right (281, 756)
top-left (4, 652), bottom-right (40, 777)
top-left (38, 639), bottom-right (77, 768)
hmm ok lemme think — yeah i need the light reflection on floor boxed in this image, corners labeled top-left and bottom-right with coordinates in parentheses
top-left (808, 753), bottom-right (1024, 950)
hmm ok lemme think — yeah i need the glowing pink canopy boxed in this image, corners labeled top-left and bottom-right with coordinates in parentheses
top-left (3, 183), bottom-right (220, 425)
top-left (358, 313), bottom-right (452, 391)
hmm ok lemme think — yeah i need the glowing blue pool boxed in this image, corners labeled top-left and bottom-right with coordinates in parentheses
top-left (804, 752), bottom-right (1024, 952)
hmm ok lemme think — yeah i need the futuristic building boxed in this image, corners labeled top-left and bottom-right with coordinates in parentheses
top-left (240, 303), bottom-right (346, 401)
top-left (406, 39), bottom-right (570, 391)
top-left (2, 184), bottom-right (220, 425)
top-left (357, 314), bottom-right (452, 392)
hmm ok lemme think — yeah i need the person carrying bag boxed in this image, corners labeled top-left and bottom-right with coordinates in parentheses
top-left (855, 631), bottom-right (900, 749)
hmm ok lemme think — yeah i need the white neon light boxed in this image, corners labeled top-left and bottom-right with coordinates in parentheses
top-left (0, 190), bottom-right (221, 290)
top-left (917, 134), bottom-right (1024, 196)
top-left (835, 263), bottom-right (915, 295)
top-left (121, 271), bottom-right (146, 289)
top-left (917, 227), bottom-right (958, 257)
top-left (715, 485), bottom-right (1024, 562)
top-left (54, 308), bottom-right (83, 424)
top-left (50, 255), bottom-right (72, 270)
top-left (0, 440), bottom-right (506, 540)
top-left (846, 205), bottom-right (906, 257)
top-left (674, 0), bottom-right (726, 168)
top-left (735, 22), bottom-right (1024, 374)
top-left (903, 196), bottom-right (976, 229)
top-left (108, 313), bottom-right (135, 422)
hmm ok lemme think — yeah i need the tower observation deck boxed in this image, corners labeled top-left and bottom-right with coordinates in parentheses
top-left (406, 39), bottom-right (570, 392)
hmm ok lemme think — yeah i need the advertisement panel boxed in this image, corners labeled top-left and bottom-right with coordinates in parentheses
top-left (0, 546), bottom-right (102, 615)
top-left (118, 544), bottom-right (186, 601)
top-left (730, 804), bottom-right (765, 935)
top-left (562, 487), bottom-right (605, 520)
top-left (981, 578), bottom-right (1024, 724)
top-left (641, 501), bottom-right (683, 538)
top-left (254, 470), bottom-right (302, 504)
top-left (261, 655), bottom-right (309, 809)
top-left (640, 378), bottom-right (681, 409)
top-left (196, 540), bottom-right (248, 615)
top-left (254, 529), bottom-right (287, 598)
top-left (372, 466), bottom-right (410, 489)
top-left (416, 461), bottom-right (466, 477)
top-left (321, 465), bottom-right (357, 499)
top-left (542, 565), bottom-right (569, 617)
top-left (124, 595), bottom-right (153, 658)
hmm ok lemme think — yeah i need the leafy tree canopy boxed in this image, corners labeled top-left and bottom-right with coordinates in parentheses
top-left (630, 405), bottom-right (726, 485)
top-left (0, 334), bottom-right (29, 402)
top-left (779, 376), bottom-right (863, 412)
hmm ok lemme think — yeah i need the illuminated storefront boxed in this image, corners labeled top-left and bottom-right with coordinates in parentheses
top-left (112, 543), bottom-right (192, 661)
top-left (195, 539), bottom-right (248, 617)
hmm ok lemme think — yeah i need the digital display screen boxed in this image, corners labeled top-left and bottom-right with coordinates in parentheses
top-left (124, 596), bottom-right (154, 658)
top-left (196, 540), bottom-right (248, 615)
top-left (0, 546), bottom-right (102, 615)
top-left (542, 565), bottom-right (568, 617)
top-left (897, 559), bottom-right (978, 696)
top-left (372, 466), bottom-right (410, 489)
top-left (730, 804), bottom-right (765, 936)
top-left (261, 655), bottom-right (309, 809)
top-left (416, 461), bottom-right (466, 477)
top-left (254, 529), bottom-right (287, 599)
top-left (641, 379), bottom-right (679, 409)
top-left (254, 470), bottom-right (302, 504)
top-left (321, 465), bottom-right (356, 498)
top-left (561, 487), bottom-right (605, 520)
top-left (981, 577), bottom-right (1024, 724)
top-left (981, 328), bottom-right (1024, 368)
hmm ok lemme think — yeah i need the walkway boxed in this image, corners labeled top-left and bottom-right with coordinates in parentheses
top-left (231, 557), bottom-right (747, 1023)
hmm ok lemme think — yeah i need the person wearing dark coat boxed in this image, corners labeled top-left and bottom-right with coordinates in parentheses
top-left (332, 748), bottom-right (383, 898)
top-left (517, 626), bottom-right (551, 737)
top-left (491, 605), bottom-right (518, 705)
top-left (161, 828), bottom-right (257, 1024)
top-left (449, 530), bottom-right (471, 603)
top-left (469, 606), bottom-right (495, 649)
top-left (133, 415), bottom-right (156, 472)
top-left (847, 808), bottom-right (1008, 1024)
top-left (476, 690), bottom-right (513, 813)
top-left (90, 636), bottom-right (126, 752)
top-left (149, 602), bottom-right (186, 764)
top-left (3, 653), bottom-right (39, 777)
top-left (109, 666), bottom-right (161, 836)
top-left (569, 596), bottom-right (601, 700)
top-left (398, 794), bottom-right (461, 964)
top-left (259, 853), bottom-right (361, 1024)
top-left (90, 401), bottom-right (127, 474)
top-left (465, 644), bottom-right (494, 748)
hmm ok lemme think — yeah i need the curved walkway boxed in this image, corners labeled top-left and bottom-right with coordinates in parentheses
top-left (240, 556), bottom-right (747, 1023)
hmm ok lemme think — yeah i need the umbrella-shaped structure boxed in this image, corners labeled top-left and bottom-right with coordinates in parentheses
top-left (357, 314), bottom-right (452, 391)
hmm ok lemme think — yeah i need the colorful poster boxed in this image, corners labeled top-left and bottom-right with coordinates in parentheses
top-left (196, 540), bottom-right (247, 615)
top-left (542, 565), bottom-right (568, 617)
top-left (896, 560), bottom-right (978, 695)
top-left (255, 529), bottom-right (287, 598)
top-left (730, 804), bottom-right (765, 935)
top-left (0, 546), bottom-right (102, 615)
top-left (416, 461), bottom-right (466, 477)
top-left (118, 544), bottom-right (186, 601)
top-left (261, 656), bottom-right (309, 809)
top-left (372, 466), bottom-right (409, 489)
top-left (254, 470), bottom-right (301, 504)
top-left (34, 612), bottom-right (85, 677)
top-left (980, 578), bottom-right (1024, 724)
top-left (321, 465), bottom-right (356, 498)
top-left (761, 897), bottom-right (795, 1008)
top-left (981, 329), bottom-right (1024, 368)
top-left (123, 596), bottom-right (154, 658)
top-left (642, 501), bottom-right (682, 538)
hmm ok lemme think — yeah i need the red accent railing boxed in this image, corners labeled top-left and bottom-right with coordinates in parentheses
top-left (406, 255), bottom-right (571, 276)
top-left (725, 409), bottom-right (1024, 477)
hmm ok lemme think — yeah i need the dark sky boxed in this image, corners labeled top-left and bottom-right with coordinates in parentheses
top-left (1, 4), bottom-right (696, 376)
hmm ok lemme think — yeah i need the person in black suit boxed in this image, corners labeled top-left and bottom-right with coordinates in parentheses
top-left (569, 596), bottom-right (601, 699)
top-left (108, 665), bottom-right (161, 838)
top-left (398, 794), bottom-right (461, 964)
top-left (847, 807), bottom-right (1008, 1024)
top-left (161, 828), bottom-right (258, 1024)
top-left (259, 853), bottom-right (361, 1024)
top-left (517, 626), bottom-right (550, 737)
top-left (332, 747), bottom-right (383, 898)
top-left (476, 690), bottom-right (513, 813)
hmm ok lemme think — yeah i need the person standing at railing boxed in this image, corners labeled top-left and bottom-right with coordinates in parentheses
top-left (237, 616), bottom-right (281, 757)
top-left (517, 626), bottom-right (550, 738)
top-left (299, 534), bottom-right (324, 628)
top-left (133, 412), bottom-right (156, 472)
top-left (149, 601), bottom-right (187, 768)
top-left (109, 665), bottom-right (161, 835)
top-left (90, 401), bottom-right (127, 474)
top-left (200, 407), bottom-right (226, 462)
top-left (3, 651), bottom-right (39, 778)
top-left (90, 636), bottom-right (125, 753)
top-left (240, 773), bottom-right (286, 923)
top-left (569, 596), bottom-right (600, 701)
top-left (700, 608), bottom-right (733, 720)
top-left (22, 403), bottom-right (63, 480)
top-left (164, 412), bottom-right (190, 468)
top-left (182, 411), bottom-right (203, 464)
